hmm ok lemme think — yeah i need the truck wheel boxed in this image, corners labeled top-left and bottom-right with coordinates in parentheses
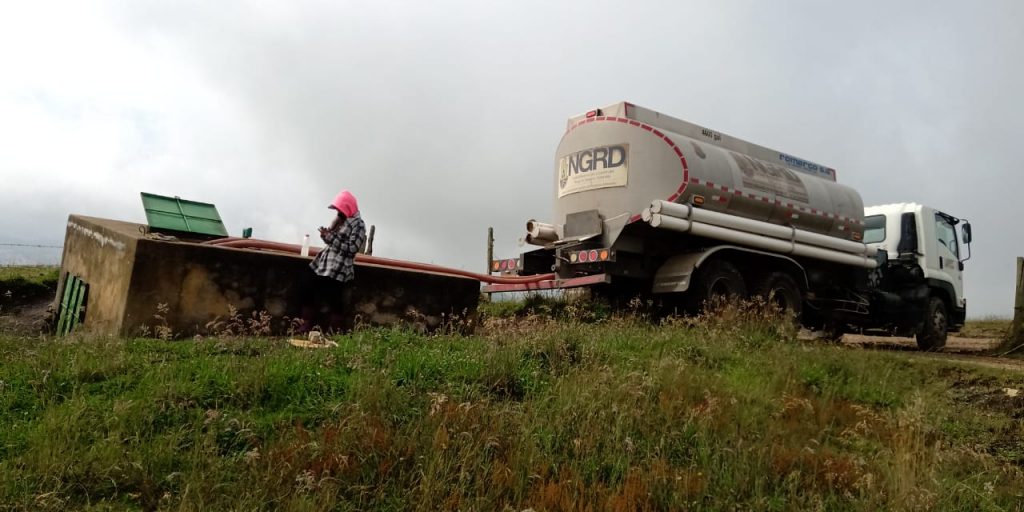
top-left (819, 322), bottom-right (845, 344)
top-left (752, 272), bottom-right (803, 323)
top-left (687, 259), bottom-right (747, 311)
top-left (916, 296), bottom-right (948, 351)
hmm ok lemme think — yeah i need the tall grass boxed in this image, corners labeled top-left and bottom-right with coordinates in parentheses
top-left (1, 301), bottom-right (1022, 510)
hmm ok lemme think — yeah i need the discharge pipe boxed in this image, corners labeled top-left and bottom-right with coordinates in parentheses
top-left (208, 239), bottom-right (556, 284)
top-left (644, 213), bottom-right (877, 269)
top-left (526, 220), bottom-right (560, 242)
top-left (648, 200), bottom-right (877, 257)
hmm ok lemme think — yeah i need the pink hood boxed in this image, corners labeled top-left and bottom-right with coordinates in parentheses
top-left (329, 190), bottom-right (359, 217)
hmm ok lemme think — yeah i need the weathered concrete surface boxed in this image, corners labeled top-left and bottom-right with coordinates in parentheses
top-left (56, 216), bottom-right (142, 336)
top-left (58, 215), bottom-right (480, 337)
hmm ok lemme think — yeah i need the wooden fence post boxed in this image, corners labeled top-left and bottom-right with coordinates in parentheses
top-left (483, 227), bottom-right (495, 301)
top-left (486, 227), bottom-right (494, 275)
top-left (1000, 257), bottom-right (1024, 354)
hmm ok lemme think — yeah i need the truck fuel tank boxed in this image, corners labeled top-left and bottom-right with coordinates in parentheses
top-left (553, 102), bottom-right (865, 248)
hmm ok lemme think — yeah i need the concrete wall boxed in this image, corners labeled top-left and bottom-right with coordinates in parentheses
top-left (59, 215), bottom-right (480, 338)
top-left (55, 216), bottom-right (142, 336)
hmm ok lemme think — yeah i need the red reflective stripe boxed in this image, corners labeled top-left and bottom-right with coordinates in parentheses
top-left (565, 115), bottom-right (688, 226)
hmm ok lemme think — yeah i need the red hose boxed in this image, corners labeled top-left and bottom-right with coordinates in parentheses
top-left (208, 238), bottom-right (556, 285)
top-left (214, 239), bottom-right (322, 255)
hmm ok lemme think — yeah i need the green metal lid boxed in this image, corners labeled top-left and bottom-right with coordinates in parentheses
top-left (141, 192), bottom-right (229, 237)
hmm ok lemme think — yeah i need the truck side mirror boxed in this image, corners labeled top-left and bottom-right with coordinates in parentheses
top-left (961, 222), bottom-right (972, 244)
top-left (897, 212), bottom-right (918, 255)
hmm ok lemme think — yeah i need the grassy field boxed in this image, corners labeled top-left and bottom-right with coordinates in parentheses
top-left (960, 317), bottom-right (1013, 340)
top-left (1, 301), bottom-right (1022, 511)
top-left (0, 266), bottom-right (58, 310)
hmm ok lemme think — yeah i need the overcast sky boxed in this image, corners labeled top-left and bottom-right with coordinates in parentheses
top-left (2, 0), bottom-right (1022, 316)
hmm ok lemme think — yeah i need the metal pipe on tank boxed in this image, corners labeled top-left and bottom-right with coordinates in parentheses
top-left (526, 220), bottom-right (560, 242)
top-left (790, 242), bottom-right (876, 268)
top-left (649, 200), bottom-right (877, 257)
top-left (647, 214), bottom-right (876, 269)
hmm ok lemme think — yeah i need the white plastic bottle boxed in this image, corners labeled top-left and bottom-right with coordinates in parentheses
top-left (301, 234), bottom-right (310, 257)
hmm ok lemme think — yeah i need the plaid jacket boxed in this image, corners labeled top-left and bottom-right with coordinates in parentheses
top-left (310, 212), bottom-right (367, 283)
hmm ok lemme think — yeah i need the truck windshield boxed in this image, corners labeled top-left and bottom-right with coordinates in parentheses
top-left (863, 215), bottom-right (885, 243)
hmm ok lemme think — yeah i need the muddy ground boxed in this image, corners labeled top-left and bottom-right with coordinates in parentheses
top-left (0, 298), bottom-right (53, 336)
top-left (840, 333), bottom-right (1024, 372)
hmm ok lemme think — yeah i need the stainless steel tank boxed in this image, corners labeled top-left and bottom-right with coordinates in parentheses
top-left (553, 102), bottom-right (865, 245)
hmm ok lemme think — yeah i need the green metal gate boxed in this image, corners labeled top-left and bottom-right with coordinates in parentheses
top-left (56, 275), bottom-right (88, 336)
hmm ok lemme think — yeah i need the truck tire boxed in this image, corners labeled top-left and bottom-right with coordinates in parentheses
top-left (819, 322), bottom-right (845, 344)
top-left (916, 296), bottom-right (948, 351)
top-left (687, 259), bottom-right (747, 311)
top-left (752, 272), bottom-right (803, 323)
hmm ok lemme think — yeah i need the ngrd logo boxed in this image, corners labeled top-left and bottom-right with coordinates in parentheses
top-left (559, 144), bottom-right (628, 190)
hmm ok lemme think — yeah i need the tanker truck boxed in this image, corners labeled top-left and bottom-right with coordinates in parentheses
top-left (484, 101), bottom-right (973, 351)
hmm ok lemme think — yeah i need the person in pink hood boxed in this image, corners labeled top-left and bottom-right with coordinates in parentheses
top-left (303, 190), bottom-right (367, 332)
top-left (311, 190), bottom-right (367, 283)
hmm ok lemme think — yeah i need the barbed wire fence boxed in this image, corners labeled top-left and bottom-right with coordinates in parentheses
top-left (0, 243), bottom-right (63, 249)
top-left (0, 242), bottom-right (64, 266)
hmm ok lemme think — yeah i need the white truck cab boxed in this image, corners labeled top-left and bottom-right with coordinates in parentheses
top-left (864, 203), bottom-right (972, 345)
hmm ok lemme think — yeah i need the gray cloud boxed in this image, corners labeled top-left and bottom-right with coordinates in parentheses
top-left (1, 0), bottom-right (1021, 315)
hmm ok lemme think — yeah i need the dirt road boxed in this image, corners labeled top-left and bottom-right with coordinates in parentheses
top-left (0, 298), bottom-right (52, 336)
top-left (841, 334), bottom-right (1024, 372)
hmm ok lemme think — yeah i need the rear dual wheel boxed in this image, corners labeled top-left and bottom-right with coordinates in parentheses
top-left (686, 260), bottom-right (747, 311)
top-left (751, 272), bottom-right (803, 324)
top-left (687, 261), bottom-right (804, 321)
